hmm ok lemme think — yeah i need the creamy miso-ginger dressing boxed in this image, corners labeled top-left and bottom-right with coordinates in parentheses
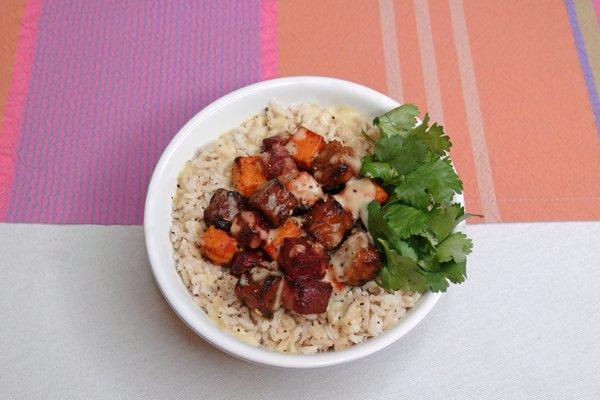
top-left (286, 172), bottom-right (323, 205)
top-left (334, 178), bottom-right (377, 219)
top-left (328, 223), bottom-right (344, 246)
top-left (250, 267), bottom-right (281, 281)
top-left (323, 267), bottom-right (346, 292)
top-left (273, 279), bottom-right (285, 310)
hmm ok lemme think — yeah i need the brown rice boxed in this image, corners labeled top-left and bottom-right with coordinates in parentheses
top-left (170, 100), bottom-right (420, 353)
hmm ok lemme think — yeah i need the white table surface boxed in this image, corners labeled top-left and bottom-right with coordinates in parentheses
top-left (1, 221), bottom-right (599, 399)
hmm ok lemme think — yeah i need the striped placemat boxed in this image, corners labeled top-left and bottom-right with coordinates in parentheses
top-left (0, 0), bottom-right (598, 225)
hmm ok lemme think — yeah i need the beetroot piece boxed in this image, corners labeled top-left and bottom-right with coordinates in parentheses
top-left (230, 211), bottom-right (269, 250)
top-left (281, 278), bottom-right (333, 315)
top-left (311, 140), bottom-right (361, 190)
top-left (203, 189), bottom-right (246, 231)
top-left (278, 237), bottom-right (329, 282)
top-left (229, 251), bottom-right (266, 277)
top-left (248, 180), bottom-right (298, 227)
top-left (235, 268), bottom-right (284, 316)
top-left (304, 197), bottom-right (354, 249)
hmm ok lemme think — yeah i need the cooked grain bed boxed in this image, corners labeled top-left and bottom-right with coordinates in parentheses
top-left (171, 100), bottom-right (420, 353)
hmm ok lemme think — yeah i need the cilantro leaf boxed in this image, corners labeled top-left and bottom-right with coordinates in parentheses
top-left (366, 105), bottom-right (475, 294)
top-left (413, 114), bottom-right (452, 156)
top-left (360, 159), bottom-right (399, 182)
top-left (382, 203), bottom-right (429, 239)
top-left (394, 158), bottom-right (463, 210)
top-left (367, 202), bottom-right (419, 261)
top-left (389, 239), bottom-right (418, 261)
top-left (378, 240), bottom-right (428, 292)
top-left (374, 134), bottom-right (431, 176)
top-left (373, 104), bottom-right (419, 137)
top-left (366, 201), bottom-right (394, 243)
top-left (426, 203), bottom-right (465, 244)
top-left (436, 232), bottom-right (473, 263)
top-left (421, 261), bottom-right (467, 292)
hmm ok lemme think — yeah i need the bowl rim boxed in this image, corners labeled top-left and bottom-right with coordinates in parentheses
top-left (144, 76), bottom-right (457, 368)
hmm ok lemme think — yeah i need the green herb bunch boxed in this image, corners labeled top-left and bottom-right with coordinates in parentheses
top-left (362, 105), bottom-right (478, 292)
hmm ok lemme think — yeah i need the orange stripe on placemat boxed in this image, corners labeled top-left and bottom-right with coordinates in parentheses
top-left (277, 0), bottom-right (387, 94)
top-left (394, 0), bottom-right (427, 110)
top-left (449, 0), bottom-right (500, 222)
top-left (462, 0), bottom-right (600, 222)
top-left (429, 0), bottom-right (483, 219)
top-left (0, 0), bottom-right (25, 131)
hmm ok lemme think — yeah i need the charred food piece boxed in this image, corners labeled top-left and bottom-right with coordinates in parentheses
top-left (278, 237), bottom-right (329, 282)
top-left (229, 251), bottom-right (267, 277)
top-left (200, 226), bottom-right (238, 266)
top-left (311, 140), bottom-right (361, 190)
top-left (278, 170), bottom-right (324, 210)
top-left (230, 211), bottom-right (269, 250)
top-left (304, 197), bottom-right (355, 249)
top-left (330, 231), bottom-right (382, 286)
top-left (281, 278), bottom-right (333, 315)
top-left (203, 189), bottom-right (246, 231)
top-left (261, 144), bottom-right (298, 179)
top-left (248, 180), bottom-right (298, 227)
top-left (235, 268), bottom-right (284, 316)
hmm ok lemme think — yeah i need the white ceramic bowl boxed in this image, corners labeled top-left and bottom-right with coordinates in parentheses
top-left (145, 76), bottom-right (461, 368)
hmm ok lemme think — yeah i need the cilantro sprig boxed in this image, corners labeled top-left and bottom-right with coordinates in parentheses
top-left (363, 105), bottom-right (478, 293)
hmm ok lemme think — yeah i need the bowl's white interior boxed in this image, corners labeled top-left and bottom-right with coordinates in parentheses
top-left (144, 76), bottom-right (461, 368)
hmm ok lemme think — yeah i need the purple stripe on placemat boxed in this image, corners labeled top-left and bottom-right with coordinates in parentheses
top-left (565, 0), bottom-right (600, 138)
top-left (5, 0), bottom-right (262, 224)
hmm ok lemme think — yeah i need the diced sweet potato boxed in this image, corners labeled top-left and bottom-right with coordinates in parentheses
top-left (200, 226), bottom-right (238, 265)
top-left (374, 181), bottom-right (389, 204)
top-left (264, 218), bottom-right (304, 260)
top-left (248, 180), bottom-right (298, 227)
top-left (232, 156), bottom-right (268, 197)
top-left (285, 128), bottom-right (326, 169)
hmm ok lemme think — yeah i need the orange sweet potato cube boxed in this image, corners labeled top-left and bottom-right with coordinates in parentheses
top-left (263, 218), bottom-right (303, 260)
top-left (373, 181), bottom-right (389, 204)
top-left (201, 226), bottom-right (238, 265)
top-left (231, 156), bottom-right (267, 197)
top-left (285, 128), bottom-right (325, 169)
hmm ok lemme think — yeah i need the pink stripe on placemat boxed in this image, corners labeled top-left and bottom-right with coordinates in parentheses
top-left (0, 0), bottom-right (42, 221)
top-left (593, 0), bottom-right (600, 25)
top-left (5, 0), bottom-right (263, 224)
top-left (260, 0), bottom-right (279, 80)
